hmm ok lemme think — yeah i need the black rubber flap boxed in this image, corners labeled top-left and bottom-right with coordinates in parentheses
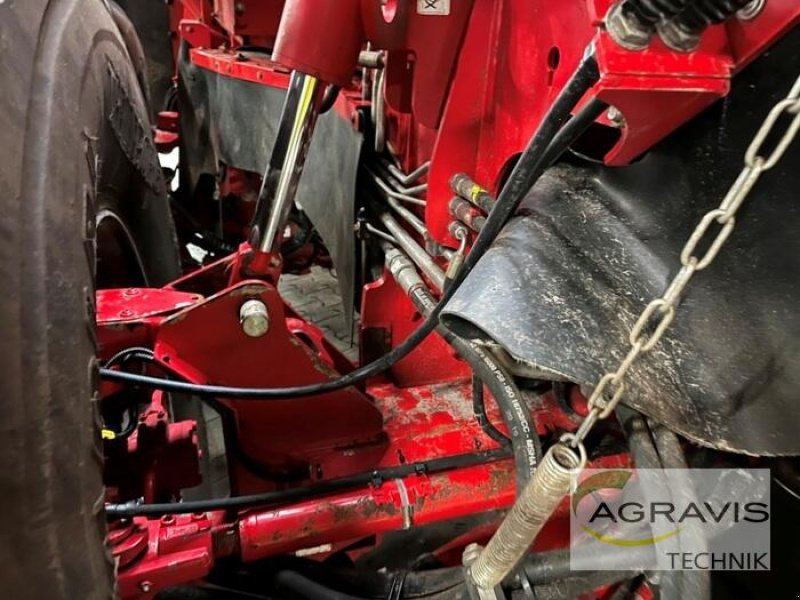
top-left (442, 29), bottom-right (800, 454)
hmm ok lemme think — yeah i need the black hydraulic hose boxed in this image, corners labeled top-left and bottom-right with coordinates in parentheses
top-left (98, 48), bottom-right (600, 399)
top-left (275, 571), bottom-right (369, 600)
top-left (649, 420), bottom-right (710, 600)
top-left (519, 547), bottom-right (649, 585)
top-left (273, 571), bottom-right (467, 600)
top-left (209, 554), bottom-right (465, 600)
top-left (105, 446), bottom-right (510, 517)
top-left (472, 375), bottom-right (511, 448)
top-left (404, 284), bottom-right (541, 492)
top-left (101, 342), bottom-right (541, 489)
top-left (155, 585), bottom-right (269, 599)
top-left (616, 407), bottom-right (701, 600)
top-left (244, 557), bottom-right (465, 600)
top-left (538, 97), bottom-right (610, 167)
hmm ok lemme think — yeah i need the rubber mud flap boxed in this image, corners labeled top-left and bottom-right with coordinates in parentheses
top-left (442, 28), bottom-right (800, 455)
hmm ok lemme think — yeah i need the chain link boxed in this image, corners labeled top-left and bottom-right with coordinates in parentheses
top-left (563, 74), bottom-right (800, 451)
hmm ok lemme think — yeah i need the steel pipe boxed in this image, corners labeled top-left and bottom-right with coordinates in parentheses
top-left (378, 211), bottom-right (446, 291)
top-left (383, 160), bottom-right (431, 187)
top-left (366, 167), bottom-right (427, 207)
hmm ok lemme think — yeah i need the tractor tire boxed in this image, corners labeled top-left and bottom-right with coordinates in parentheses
top-left (0, 1), bottom-right (180, 598)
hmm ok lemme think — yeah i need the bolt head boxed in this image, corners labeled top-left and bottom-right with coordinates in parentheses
top-left (605, 2), bottom-right (652, 51)
top-left (240, 299), bottom-right (269, 338)
top-left (139, 581), bottom-right (152, 593)
top-left (607, 106), bottom-right (624, 127)
top-left (656, 20), bottom-right (700, 52)
top-left (737, 0), bottom-right (765, 21)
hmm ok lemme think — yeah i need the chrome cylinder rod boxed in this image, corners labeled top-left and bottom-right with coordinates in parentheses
top-left (250, 71), bottom-right (325, 253)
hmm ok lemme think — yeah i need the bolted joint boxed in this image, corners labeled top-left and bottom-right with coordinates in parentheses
top-left (605, 2), bottom-right (653, 51)
top-left (239, 299), bottom-right (270, 338)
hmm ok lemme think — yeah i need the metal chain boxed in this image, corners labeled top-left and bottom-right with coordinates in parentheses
top-left (562, 73), bottom-right (800, 453)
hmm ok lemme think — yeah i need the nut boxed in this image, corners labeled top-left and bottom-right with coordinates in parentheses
top-left (605, 2), bottom-right (653, 51)
top-left (656, 19), bottom-right (700, 53)
top-left (737, 0), bottom-right (766, 21)
top-left (239, 299), bottom-right (270, 338)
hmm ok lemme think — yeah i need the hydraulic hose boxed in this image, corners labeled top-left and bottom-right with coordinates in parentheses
top-left (382, 243), bottom-right (541, 492)
top-left (99, 47), bottom-right (600, 399)
top-left (273, 571), bottom-right (467, 600)
top-left (616, 407), bottom-right (681, 599)
top-left (538, 97), bottom-right (610, 167)
top-left (415, 292), bottom-right (541, 492)
top-left (472, 375), bottom-right (511, 448)
top-left (105, 446), bottom-right (510, 517)
top-left (649, 419), bottom-right (710, 600)
top-left (616, 407), bottom-right (710, 600)
top-left (274, 571), bottom-right (369, 600)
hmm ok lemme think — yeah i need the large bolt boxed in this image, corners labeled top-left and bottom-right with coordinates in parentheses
top-left (656, 19), bottom-right (700, 52)
top-left (737, 0), bottom-right (765, 21)
top-left (605, 2), bottom-right (653, 51)
top-left (607, 106), bottom-right (624, 127)
top-left (239, 299), bottom-right (269, 338)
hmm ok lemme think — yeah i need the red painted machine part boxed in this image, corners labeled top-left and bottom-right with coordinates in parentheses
top-left (359, 274), bottom-right (469, 388)
top-left (116, 452), bottom-right (631, 599)
top-left (238, 461), bottom-right (515, 562)
top-left (173, 0), bottom-right (799, 250)
top-left (271, 0), bottom-right (363, 88)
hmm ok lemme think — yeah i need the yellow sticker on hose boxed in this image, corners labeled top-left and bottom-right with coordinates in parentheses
top-left (101, 429), bottom-right (116, 440)
top-left (470, 184), bottom-right (484, 201)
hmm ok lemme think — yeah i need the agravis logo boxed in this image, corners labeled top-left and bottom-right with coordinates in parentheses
top-left (572, 470), bottom-right (681, 547)
top-left (569, 468), bottom-right (771, 571)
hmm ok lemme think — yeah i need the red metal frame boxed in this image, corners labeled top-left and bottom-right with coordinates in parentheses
top-left (170, 0), bottom-right (799, 249)
top-left (96, 1), bottom-right (799, 597)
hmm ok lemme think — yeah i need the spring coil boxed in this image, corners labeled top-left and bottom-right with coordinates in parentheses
top-left (620, 0), bottom-right (690, 26)
top-left (671, 0), bottom-right (752, 33)
top-left (468, 443), bottom-right (583, 590)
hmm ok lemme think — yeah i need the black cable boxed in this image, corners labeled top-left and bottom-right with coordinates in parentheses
top-left (99, 48), bottom-right (600, 399)
top-left (101, 347), bottom-right (157, 438)
top-left (105, 351), bottom-right (321, 481)
top-left (105, 446), bottom-right (510, 517)
top-left (471, 375), bottom-right (511, 448)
